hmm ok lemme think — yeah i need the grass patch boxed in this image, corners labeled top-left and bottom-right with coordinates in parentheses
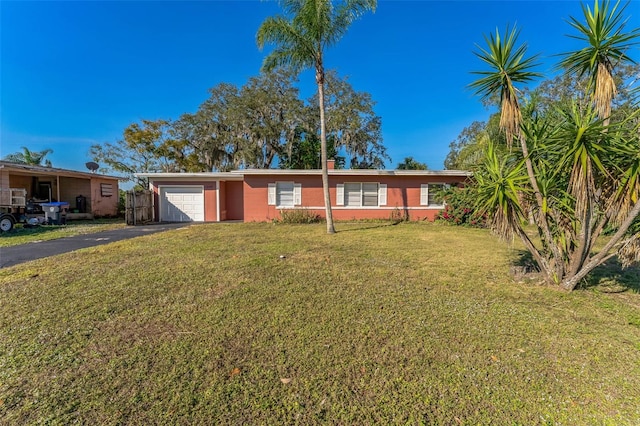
top-left (1, 223), bottom-right (639, 424)
top-left (0, 218), bottom-right (125, 247)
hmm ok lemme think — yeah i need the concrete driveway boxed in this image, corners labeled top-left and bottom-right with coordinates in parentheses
top-left (0, 223), bottom-right (190, 268)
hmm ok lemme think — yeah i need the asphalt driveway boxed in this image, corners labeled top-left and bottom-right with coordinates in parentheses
top-left (0, 223), bottom-right (190, 268)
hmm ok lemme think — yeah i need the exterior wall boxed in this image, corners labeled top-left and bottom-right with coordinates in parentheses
top-left (243, 174), bottom-right (468, 222)
top-left (219, 181), bottom-right (227, 221)
top-left (8, 175), bottom-right (33, 198)
top-left (150, 180), bottom-right (217, 222)
top-left (0, 165), bottom-right (119, 215)
top-left (1, 171), bottom-right (13, 205)
top-left (7, 174), bottom-right (57, 202)
top-left (60, 177), bottom-right (92, 210)
top-left (0, 170), bottom-right (10, 191)
top-left (225, 181), bottom-right (244, 220)
top-left (4, 172), bottom-right (118, 216)
top-left (88, 177), bottom-right (119, 216)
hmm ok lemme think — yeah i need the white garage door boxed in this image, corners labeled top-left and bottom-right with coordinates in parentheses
top-left (160, 186), bottom-right (204, 222)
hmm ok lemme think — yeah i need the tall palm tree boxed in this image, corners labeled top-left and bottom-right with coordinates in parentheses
top-left (257, 0), bottom-right (377, 234)
top-left (559, 0), bottom-right (640, 121)
top-left (3, 147), bottom-right (53, 167)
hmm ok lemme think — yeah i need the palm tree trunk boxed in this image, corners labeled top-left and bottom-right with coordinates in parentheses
top-left (317, 67), bottom-right (336, 234)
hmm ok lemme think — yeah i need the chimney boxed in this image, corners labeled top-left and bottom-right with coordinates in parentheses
top-left (327, 159), bottom-right (335, 170)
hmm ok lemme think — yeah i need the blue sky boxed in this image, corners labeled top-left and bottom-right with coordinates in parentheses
top-left (2, 1), bottom-right (638, 173)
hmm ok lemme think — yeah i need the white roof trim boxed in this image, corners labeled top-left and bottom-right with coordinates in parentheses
top-left (135, 172), bottom-right (244, 180)
top-left (137, 169), bottom-right (471, 178)
top-left (239, 169), bottom-right (471, 177)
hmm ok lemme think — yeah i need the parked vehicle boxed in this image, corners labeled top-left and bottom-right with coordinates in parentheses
top-left (0, 188), bottom-right (27, 232)
top-left (0, 188), bottom-right (58, 231)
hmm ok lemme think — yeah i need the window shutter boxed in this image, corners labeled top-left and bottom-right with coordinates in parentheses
top-left (378, 184), bottom-right (387, 206)
top-left (268, 183), bottom-right (276, 205)
top-left (100, 183), bottom-right (113, 197)
top-left (336, 184), bottom-right (344, 206)
top-left (294, 183), bottom-right (302, 205)
top-left (420, 184), bottom-right (429, 206)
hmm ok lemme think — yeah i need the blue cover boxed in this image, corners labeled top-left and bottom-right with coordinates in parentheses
top-left (40, 202), bottom-right (70, 207)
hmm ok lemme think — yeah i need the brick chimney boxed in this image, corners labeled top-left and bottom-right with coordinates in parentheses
top-left (327, 159), bottom-right (335, 170)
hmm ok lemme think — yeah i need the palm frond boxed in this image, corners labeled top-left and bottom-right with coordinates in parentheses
top-left (474, 142), bottom-right (529, 241)
top-left (619, 233), bottom-right (640, 268)
top-left (558, 0), bottom-right (640, 119)
top-left (333, 0), bottom-right (377, 44)
top-left (469, 25), bottom-right (542, 146)
top-left (257, 16), bottom-right (316, 72)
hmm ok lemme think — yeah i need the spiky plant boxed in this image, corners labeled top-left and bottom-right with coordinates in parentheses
top-left (559, 0), bottom-right (640, 121)
top-left (471, 1), bottom-right (640, 290)
top-left (470, 25), bottom-right (541, 147)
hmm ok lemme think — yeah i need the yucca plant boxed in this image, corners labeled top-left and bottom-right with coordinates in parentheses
top-left (559, 0), bottom-right (640, 121)
top-left (471, 0), bottom-right (640, 290)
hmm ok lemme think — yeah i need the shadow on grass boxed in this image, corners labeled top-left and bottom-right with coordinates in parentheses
top-left (510, 250), bottom-right (640, 293)
top-left (582, 258), bottom-right (640, 293)
top-left (0, 219), bottom-right (125, 240)
top-left (336, 221), bottom-right (399, 233)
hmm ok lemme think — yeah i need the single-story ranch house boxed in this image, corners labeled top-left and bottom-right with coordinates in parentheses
top-left (0, 161), bottom-right (120, 217)
top-left (137, 162), bottom-right (470, 223)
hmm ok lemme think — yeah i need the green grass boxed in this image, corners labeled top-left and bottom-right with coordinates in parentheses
top-left (1, 222), bottom-right (639, 424)
top-left (0, 218), bottom-right (126, 247)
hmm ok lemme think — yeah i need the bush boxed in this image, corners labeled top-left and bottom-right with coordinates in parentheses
top-left (118, 189), bottom-right (126, 216)
top-left (438, 186), bottom-right (485, 227)
top-left (390, 206), bottom-right (409, 223)
top-left (275, 209), bottom-right (322, 224)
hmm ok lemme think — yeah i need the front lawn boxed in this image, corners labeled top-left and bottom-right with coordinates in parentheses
top-left (0, 218), bottom-right (126, 247)
top-left (1, 223), bottom-right (639, 424)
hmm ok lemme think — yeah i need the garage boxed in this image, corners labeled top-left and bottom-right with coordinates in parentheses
top-left (159, 186), bottom-right (204, 222)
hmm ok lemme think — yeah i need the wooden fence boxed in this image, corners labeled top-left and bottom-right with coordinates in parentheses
top-left (125, 190), bottom-right (153, 225)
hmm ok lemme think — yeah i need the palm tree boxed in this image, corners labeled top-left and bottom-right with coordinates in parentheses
top-left (559, 0), bottom-right (640, 121)
top-left (397, 156), bottom-right (428, 170)
top-left (257, 0), bottom-right (377, 234)
top-left (3, 147), bottom-right (53, 167)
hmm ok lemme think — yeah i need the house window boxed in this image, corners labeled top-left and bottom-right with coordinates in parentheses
top-left (421, 184), bottom-right (446, 206)
top-left (268, 182), bottom-right (301, 207)
top-left (101, 183), bottom-right (114, 197)
top-left (337, 183), bottom-right (387, 207)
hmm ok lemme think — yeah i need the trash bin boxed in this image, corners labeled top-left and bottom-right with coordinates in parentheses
top-left (76, 195), bottom-right (87, 213)
top-left (40, 202), bottom-right (70, 225)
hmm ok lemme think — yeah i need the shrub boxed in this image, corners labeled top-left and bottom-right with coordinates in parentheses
top-left (438, 186), bottom-right (485, 227)
top-left (118, 189), bottom-right (126, 217)
top-left (275, 209), bottom-right (322, 224)
top-left (390, 206), bottom-right (409, 223)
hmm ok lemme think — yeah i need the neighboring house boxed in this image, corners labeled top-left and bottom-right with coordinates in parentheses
top-left (137, 161), bottom-right (470, 223)
top-left (0, 161), bottom-right (120, 217)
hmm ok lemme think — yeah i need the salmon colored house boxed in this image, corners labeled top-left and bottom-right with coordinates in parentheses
top-left (137, 163), bottom-right (470, 223)
top-left (1, 161), bottom-right (120, 218)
